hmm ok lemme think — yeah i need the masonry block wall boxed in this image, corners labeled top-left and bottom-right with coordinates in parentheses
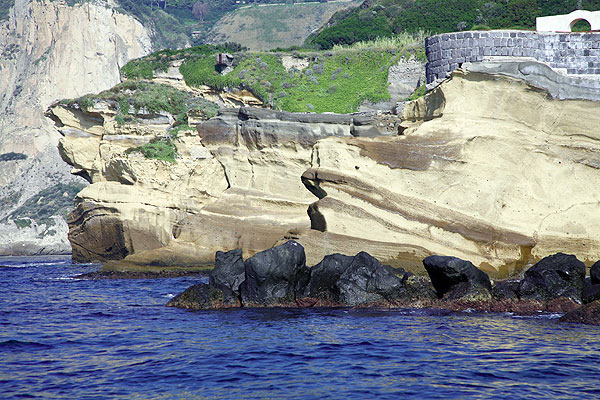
top-left (425, 30), bottom-right (600, 83)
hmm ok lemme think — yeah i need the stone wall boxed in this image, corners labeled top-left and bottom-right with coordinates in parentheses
top-left (425, 30), bottom-right (600, 83)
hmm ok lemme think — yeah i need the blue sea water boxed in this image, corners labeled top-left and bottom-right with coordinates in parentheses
top-left (1, 257), bottom-right (600, 399)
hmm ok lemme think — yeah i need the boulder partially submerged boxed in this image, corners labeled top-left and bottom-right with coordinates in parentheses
top-left (169, 242), bottom-right (597, 323)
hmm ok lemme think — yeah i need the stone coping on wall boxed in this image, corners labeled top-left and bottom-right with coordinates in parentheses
top-left (425, 30), bottom-right (600, 84)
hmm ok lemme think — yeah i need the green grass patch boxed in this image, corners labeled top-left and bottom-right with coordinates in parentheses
top-left (13, 219), bottom-right (31, 229)
top-left (408, 84), bottom-right (427, 101)
top-left (126, 137), bottom-right (178, 163)
top-left (175, 48), bottom-right (417, 113)
top-left (71, 81), bottom-right (207, 119)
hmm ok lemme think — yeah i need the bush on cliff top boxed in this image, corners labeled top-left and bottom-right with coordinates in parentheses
top-left (72, 81), bottom-right (197, 117)
top-left (120, 37), bottom-right (425, 114)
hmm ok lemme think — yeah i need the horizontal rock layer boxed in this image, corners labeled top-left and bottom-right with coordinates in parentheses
top-left (52, 62), bottom-right (600, 276)
top-left (51, 102), bottom-right (398, 265)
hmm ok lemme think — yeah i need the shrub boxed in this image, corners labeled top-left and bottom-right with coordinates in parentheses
top-left (127, 137), bottom-right (177, 163)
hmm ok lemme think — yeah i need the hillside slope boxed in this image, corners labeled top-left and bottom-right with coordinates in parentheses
top-left (308, 0), bottom-right (600, 49)
top-left (206, 0), bottom-right (362, 51)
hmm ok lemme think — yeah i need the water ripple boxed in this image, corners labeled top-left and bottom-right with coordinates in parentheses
top-left (1, 259), bottom-right (600, 399)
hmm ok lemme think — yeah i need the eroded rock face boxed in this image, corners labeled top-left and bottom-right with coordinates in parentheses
top-left (52, 102), bottom-right (397, 264)
top-left (298, 65), bottom-right (600, 274)
top-left (52, 60), bottom-right (600, 275)
top-left (0, 0), bottom-right (152, 254)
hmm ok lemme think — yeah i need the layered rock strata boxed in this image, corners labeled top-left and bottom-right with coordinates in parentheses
top-left (50, 102), bottom-right (398, 265)
top-left (0, 0), bottom-right (152, 254)
top-left (299, 63), bottom-right (600, 275)
top-left (53, 61), bottom-right (600, 276)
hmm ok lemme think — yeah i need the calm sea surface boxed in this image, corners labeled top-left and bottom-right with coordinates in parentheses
top-left (1, 256), bottom-right (600, 399)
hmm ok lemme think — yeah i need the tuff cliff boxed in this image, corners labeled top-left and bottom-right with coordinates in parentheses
top-left (49, 100), bottom-right (400, 266)
top-left (49, 59), bottom-right (600, 276)
top-left (302, 64), bottom-right (600, 275)
top-left (0, 0), bottom-right (152, 254)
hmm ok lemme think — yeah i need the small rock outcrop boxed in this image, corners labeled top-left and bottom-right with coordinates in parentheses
top-left (314, 252), bottom-right (404, 306)
top-left (209, 249), bottom-right (245, 296)
top-left (518, 253), bottom-right (585, 304)
top-left (169, 242), bottom-right (436, 309)
top-left (168, 245), bottom-right (600, 325)
top-left (423, 255), bottom-right (492, 301)
top-left (559, 300), bottom-right (600, 325)
top-left (240, 241), bottom-right (309, 306)
top-left (167, 283), bottom-right (240, 310)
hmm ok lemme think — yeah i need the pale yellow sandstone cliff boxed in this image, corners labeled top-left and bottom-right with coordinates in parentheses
top-left (0, 0), bottom-right (152, 254)
top-left (51, 66), bottom-right (600, 276)
top-left (299, 69), bottom-right (600, 275)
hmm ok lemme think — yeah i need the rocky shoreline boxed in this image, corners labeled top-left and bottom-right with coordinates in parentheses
top-left (167, 241), bottom-right (600, 325)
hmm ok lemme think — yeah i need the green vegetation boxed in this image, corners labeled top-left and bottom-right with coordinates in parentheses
top-left (408, 84), bottom-right (427, 101)
top-left (5, 183), bottom-right (86, 227)
top-left (307, 0), bottom-right (600, 49)
top-left (126, 137), bottom-right (178, 163)
top-left (72, 81), bottom-right (204, 119)
top-left (121, 36), bottom-right (425, 113)
top-left (13, 219), bottom-right (32, 229)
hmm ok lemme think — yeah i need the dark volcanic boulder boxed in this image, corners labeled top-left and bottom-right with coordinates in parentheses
top-left (590, 261), bottom-right (600, 285)
top-left (518, 253), bottom-right (585, 303)
top-left (397, 274), bottom-right (437, 302)
top-left (307, 252), bottom-right (434, 306)
top-left (582, 278), bottom-right (600, 304)
top-left (559, 300), bottom-right (600, 325)
top-left (240, 241), bottom-right (309, 306)
top-left (492, 280), bottom-right (520, 301)
top-left (423, 255), bottom-right (492, 301)
top-left (166, 283), bottom-right (240, 310)
top-left (210, 249), bottom-right (245, 296)
top-left (335, 252), bottom-right (404, 306)
top-left (307, 254), bottom-right (355, 301)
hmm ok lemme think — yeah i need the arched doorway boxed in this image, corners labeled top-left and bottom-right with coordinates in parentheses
top-left (570, 18), bottom-right (592, 32)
